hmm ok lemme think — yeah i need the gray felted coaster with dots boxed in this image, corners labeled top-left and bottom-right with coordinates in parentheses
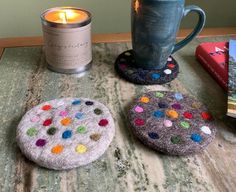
top-left (128, 91), bottom-right (216, 155)
top-left (115, 50), bottom-right (179, 85)
top-left (16, 98), bottom-right (115, 170)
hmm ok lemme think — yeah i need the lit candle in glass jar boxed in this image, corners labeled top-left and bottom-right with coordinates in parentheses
top-left (44, 9), bottom-right (88, 24)
top-left (41, 7), bottom-right (92, 74)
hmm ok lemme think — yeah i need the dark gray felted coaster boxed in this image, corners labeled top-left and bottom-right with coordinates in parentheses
top-left (16, 98), bottom-right (115, 170)
top-left (115, 50), bottom-right (179, 85)
top-left (128, 91), bottom-right (216, 155)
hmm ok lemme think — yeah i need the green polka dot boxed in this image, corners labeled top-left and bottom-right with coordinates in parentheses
top-left (26, 128), bottom-right (38, 137)
top-left (47, 127), bottom-right (57, 135)
top-left (77, 126), bottom-right (87, 134)
top-left (180, 121), bottom-right (190, 129)
top-left (155, 92), bottom-right (164, 98)
top-left (171, 135), bottom-right (183, 144)
top-left (94, 108), bottom-right (103, 115)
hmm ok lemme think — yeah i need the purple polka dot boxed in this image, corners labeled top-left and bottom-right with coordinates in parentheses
top-left (35, 139), bottom-right (46, 147)
top-left (172, 103), bottom-right (182, 110)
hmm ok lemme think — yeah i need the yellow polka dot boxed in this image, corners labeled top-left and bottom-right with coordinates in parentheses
top-left (51, 145), bottom-right (64, 154)
top-left (166, 110), bottom-right (179, 119)
top-left (76, 144), bottom-right (87, 154)
top-left (140, 96), bottom-right (150, 103)
top-left (61, 117), bottom-right (72, 126)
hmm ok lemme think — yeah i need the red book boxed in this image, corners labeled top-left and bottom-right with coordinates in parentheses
top-left (195, 42), bottom-right (229, 90)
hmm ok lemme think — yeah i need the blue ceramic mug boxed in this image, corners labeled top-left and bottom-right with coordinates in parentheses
top-left (132, 0), bottom-right (206, 69)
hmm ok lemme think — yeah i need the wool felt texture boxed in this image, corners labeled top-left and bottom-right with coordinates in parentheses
top-left (128, 91), bottom-right (216, 155)
top-left (115, 50), bottom-right (179, 85)
top-left (16, 98), bottom-right (115, 170)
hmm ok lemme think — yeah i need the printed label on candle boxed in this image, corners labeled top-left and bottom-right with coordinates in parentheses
top-left (43, 23), bottom-right (92, 69)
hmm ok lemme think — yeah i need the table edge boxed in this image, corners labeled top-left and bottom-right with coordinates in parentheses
top-left (0, 27), bottom-right (236, 59)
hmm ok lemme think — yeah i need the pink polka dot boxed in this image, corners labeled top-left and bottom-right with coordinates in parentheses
top-left (30, 116), bottom-right (40, 123)
top-left (164, 120), bottom-right (172, 127)
top-left (134, 106), bottom-right (144, 113)
top-left (59, 111), bottom-right (68, 117)
top-left (134, 118), bottom-right (145, 126)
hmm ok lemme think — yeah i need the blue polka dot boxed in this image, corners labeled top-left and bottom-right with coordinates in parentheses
top-left (151, 73), bottom-right (161, 80)
top-left (148, 132), bottom-right (159, 139)
top-left (72, 100), bottom-right (81, 105)
top-left (62, 130), bottom-right (72, 139)
top-left (191, 133), bottom-right (202, 143)
top-left (153, 110), bottom-right (165, 118)
top-left (174, 93), bottom-right (183, 101)
top-left (75, 112), bottom-right (84, 119)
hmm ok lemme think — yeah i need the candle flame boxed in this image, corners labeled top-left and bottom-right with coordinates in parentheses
top-left (59, 12), bottom-right (67, 24)
top-left (65, 10), bottom-right (75, 18)
top-left (134, 0), bottom-right (140, 13)
top-left (59, 10), bottom-right (77, 24)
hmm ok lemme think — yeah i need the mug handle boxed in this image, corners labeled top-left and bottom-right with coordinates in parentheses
top-left (172, 5), bottom-right (206, 53)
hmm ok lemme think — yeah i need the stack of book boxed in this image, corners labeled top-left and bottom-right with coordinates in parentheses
top-left (195, 40), bottom-right (236, 118)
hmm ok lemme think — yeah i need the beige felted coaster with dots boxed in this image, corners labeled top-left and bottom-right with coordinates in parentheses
top-left (16, 98), bottom-right (115, 170)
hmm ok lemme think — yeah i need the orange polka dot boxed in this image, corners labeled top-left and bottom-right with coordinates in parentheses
top-left (166, 110), bottom-right (179, 119)
top-left (42, 105), bottom-right (52, 111)
top-left (61, 117), bottom-right (72, 126)
top-left (140, 96), bottom-right (150, 103)
top-left (51, 145), bottom-right (64, 154)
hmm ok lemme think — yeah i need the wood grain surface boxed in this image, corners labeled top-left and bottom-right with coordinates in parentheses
top-left (0, 28), bottom-right (236, 49)
top-left (0, 36), bottom-right (235, 192)
top-left (0, 48), bottom-right (4, 59)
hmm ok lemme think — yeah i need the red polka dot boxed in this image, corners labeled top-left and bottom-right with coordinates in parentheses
top-left (183, 112), bottom-right (193, 119)
top-left (201, 112), bottom-right (212, 120)
top-left (134, 118), bottom-right (145, 126)
top-left (43, 118), bottom-right (52, 126)
top-left (167, 64), bottom-right (175, 69)
top-left (98, 119), bottom-right (109, 126)
top-left (42, 105), bottom-right (52, 111)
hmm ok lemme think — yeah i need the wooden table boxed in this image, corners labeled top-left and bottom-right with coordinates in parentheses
top-left (0, 32), bottom-right (236, 192)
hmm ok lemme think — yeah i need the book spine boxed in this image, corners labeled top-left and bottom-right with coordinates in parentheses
top-left (227, 40), bottom-right (236, 118)
top-left (196, 46), bottom-right (227, 90)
